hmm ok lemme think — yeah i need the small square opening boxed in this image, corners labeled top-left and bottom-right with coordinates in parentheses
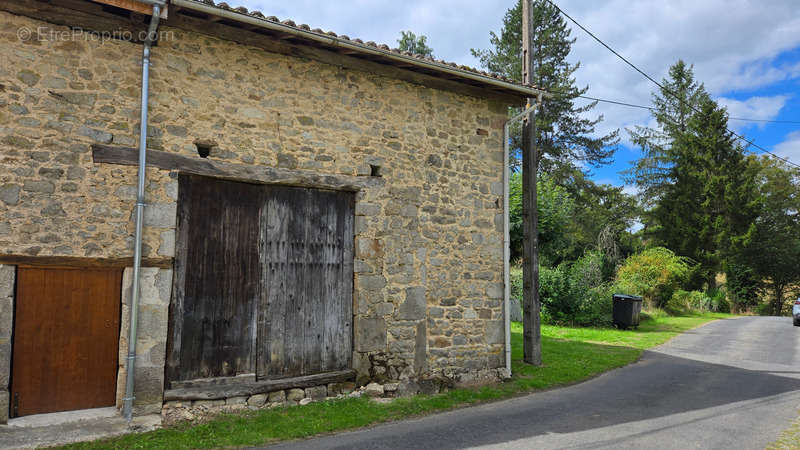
top-left (369, 164), bottom-right (382, 177)
top-left (195, 142), bottom-right (212, 158)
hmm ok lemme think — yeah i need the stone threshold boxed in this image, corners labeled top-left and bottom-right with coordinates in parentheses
top-left (163, 369), bottom-right (356, 401)
top-left (0, 409), bottom-right (161, 449)
top-left (7, 406), bottom-right (119, 428)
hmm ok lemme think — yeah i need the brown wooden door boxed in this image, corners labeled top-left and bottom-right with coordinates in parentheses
top-left (10, 267), bottom-right (122, 417)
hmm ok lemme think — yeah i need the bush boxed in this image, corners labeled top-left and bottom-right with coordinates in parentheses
top-left (538, 251), bottom-right (613, 326)
top-left (510, 266), bottom-right (523, 304)
top-left (667, 290), bottom-right (712, 314)
top-left (576, 283), bottom-right (614, 327)
top-left (756, 302), bottom-right (773, 316)
top-left (537, 263), bottom-right (568, 322)
top-left (615, 247), bottom-right (691, 309)
top-left (707, 288), bottom-right (731, 313)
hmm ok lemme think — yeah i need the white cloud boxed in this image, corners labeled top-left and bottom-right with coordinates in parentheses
top-left (557, 0), bottom-right (800, 139)
top-left (717, 95), bottom-right (790, 131)
top-left (774, 131), bottom-right (800, 162)
top-left (622, 184), bottom-right (640, 197)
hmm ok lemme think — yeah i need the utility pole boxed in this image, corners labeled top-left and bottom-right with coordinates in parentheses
top-left (521, 0), bottom-right (542, 365)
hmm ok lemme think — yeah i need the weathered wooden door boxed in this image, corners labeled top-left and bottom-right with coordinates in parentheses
top-left (10, 267), bottom-right (122, 417)
top-left (167, 175), bottom-right (354, 384)
top-left (169, 175), bottom-right (263, 381)
top-left (257, 187), bottom-right (354, 378)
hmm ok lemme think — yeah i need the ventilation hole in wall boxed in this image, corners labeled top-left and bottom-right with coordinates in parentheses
top-left (370, 164), bottom-right (382, 177)
top-left (195, 142), bottom-right (212, 158)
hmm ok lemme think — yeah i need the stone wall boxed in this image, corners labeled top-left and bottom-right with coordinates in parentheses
top-left (0, 265), bottom-right (13, 424)
top-left (163, 381), bottom-right (374, 426)
top-left (0, 9), bottom-right (510, 395)
top-left (116, 267), bottom-right (172, 415)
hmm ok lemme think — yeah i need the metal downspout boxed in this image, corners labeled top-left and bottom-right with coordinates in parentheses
top-left (123, 0), bottom-right (163, 422)
top-left (503, 103), bottom-right (538, 377)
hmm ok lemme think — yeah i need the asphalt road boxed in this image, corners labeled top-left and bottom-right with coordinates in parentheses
top-left (266, 316), bottom-right (800, 450)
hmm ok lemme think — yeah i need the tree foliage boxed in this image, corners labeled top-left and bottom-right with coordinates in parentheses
top-left (509, 172), bottom-right (574, 263)
top-left (738, 158), bottom-right (800, 315)
top-left (471, 0), bottom-right (618, 172)
top-left (615, 247), bottom-right (692, 309)
top-left (626, 61), bottom-right (710, 203)
top-left (627, 61), bottom-right (758, 289)
top-left (509, 170), bottom-right (640, 269)
top-left (397, 31), bottom-right (434, 57)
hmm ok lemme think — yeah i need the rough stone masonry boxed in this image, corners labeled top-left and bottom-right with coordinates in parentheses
top-left (0, 7), bottom-right (511, 414)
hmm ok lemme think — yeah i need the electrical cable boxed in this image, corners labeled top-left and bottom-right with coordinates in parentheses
top-left (543, 0), bottom-right (800, 169)
top-left (577, 94), bottom-right (800, 125)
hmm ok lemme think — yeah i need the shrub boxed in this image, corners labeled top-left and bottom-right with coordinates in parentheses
top-left (538, 251), bottom-right (613, 326)
top-left (707, 288), bottom-right (730, 313)
top-left (756, 302), bottom-right (773, 316)
top-left (538, 263), bottom-right (571, 323)
top-left (510, 265), bottom-right (523, 304)
top-left (615, 247), bottom-right (691, 308)
top-left (667, 290), bottom-right (712, 314)
top-left (575, 283), bottom-right (614, 327)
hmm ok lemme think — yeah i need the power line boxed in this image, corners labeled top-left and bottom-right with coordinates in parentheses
top-left (578, 94), bottom-right (800, 125)
top-left (728, 117), bottom-right (800, 125)
top-left (543, 0), bottom-right (800, 169)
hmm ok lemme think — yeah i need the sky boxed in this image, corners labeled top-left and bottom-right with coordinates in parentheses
top-left (225, 0), bottom-right (800, 190)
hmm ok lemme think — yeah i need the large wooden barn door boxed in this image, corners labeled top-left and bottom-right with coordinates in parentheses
top-left (167, 175), bottom-right (353, 384)
top-left (171, 176), bottom-right (263, 381)
top-left (10, 267), bottom-right (121, 417)
top-left (257, 188), bottom-right (354, 378)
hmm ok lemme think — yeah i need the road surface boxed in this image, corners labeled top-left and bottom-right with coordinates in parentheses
top-left (267, 316), bottom-right (800, 449)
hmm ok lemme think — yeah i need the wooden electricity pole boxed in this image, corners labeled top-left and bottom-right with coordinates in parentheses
top-left (521, 0), bottom-right (542, 365)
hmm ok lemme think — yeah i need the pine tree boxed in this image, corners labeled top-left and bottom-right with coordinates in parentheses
top-left (629, 65), bottom-right (758, 289)
top-left (626, 60), bottom-right (710, 205)
top-left (471, 0), bottom-right (618, 172)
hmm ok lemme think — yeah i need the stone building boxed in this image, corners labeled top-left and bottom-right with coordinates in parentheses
top-left (0, 0), bottom-right (541, 422)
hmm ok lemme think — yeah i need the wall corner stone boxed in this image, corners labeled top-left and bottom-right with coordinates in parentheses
top-left (355, 317), bottom-right (387, 352)
top-left (116, 266), bottom-right (172, 414)
top-left (0, 265), bottom-right (14, 424)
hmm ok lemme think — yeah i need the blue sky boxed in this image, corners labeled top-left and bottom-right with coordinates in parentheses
top-left (589, 44), bottom-right (800, 191)
top-left (217, 1), bottom-right (800, 190)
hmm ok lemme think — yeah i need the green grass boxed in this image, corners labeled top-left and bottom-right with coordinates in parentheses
top-left (62, 311), bottom-right (733, 449)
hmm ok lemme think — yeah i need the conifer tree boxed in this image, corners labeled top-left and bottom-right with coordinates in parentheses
top-left (628, 62), bottom-right (758, 288)
top-left (626, 60), bottom-right (710, 205)
top-left (471, 0), bottom-right (618, 172)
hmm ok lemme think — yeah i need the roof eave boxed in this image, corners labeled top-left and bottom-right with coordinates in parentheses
top-left (170, 0), bottom-right (547, 99)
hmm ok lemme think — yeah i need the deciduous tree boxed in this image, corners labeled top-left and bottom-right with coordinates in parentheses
top-left (397, 31), bottom-right (434, 57)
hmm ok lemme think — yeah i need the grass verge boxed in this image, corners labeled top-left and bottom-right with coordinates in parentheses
top-left (63, 311), bottom-right (732, 449)
top-left (767, 410), bottom-right (800, 450)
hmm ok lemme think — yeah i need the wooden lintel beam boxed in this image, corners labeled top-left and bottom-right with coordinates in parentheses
top-left (91, 144), bottom-right (384, 192)
top-left (0, 254), bottom-right (173, 269)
